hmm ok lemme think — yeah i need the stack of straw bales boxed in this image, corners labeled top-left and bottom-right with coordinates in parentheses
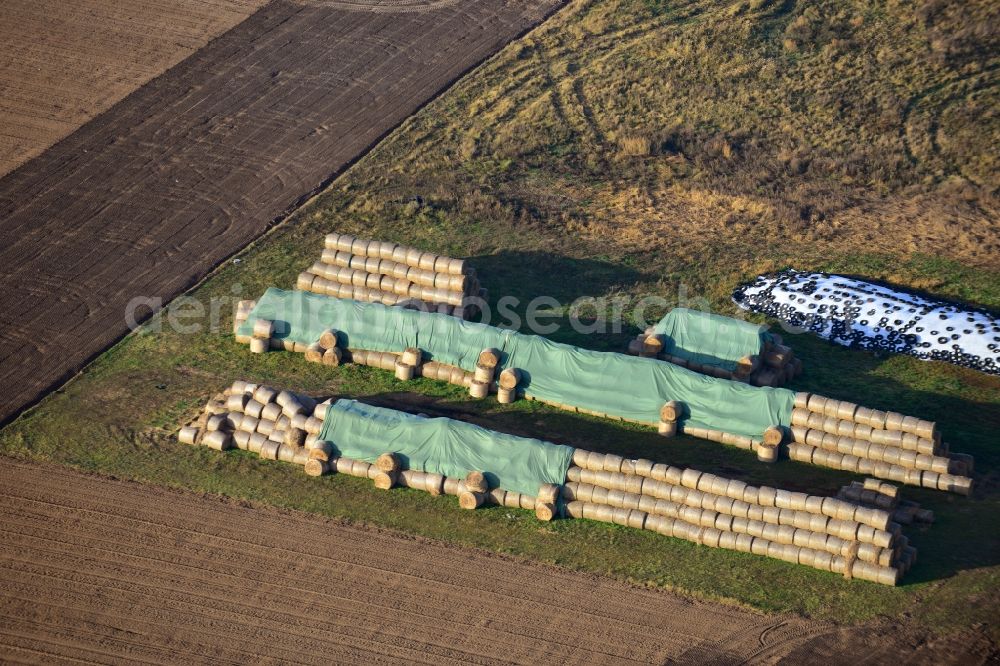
top-left (629, 330), bottom-right (801, 386)
top-left (837, 479), bottom-right (934, 527)
top-left (180, 382), bottom-right (968, 585)
top-left (235, 316), bottom-right (972, 496)
top-left (295, 233), bottom-right (485, 319)
top-left (179, 381), bottom-right (545, 512)
top-left (237, 321), bottom-right (511, 402)
top-left (178, 381), bottom-right (322, 465)
top-left (786, 392), bottom-right (973, 494)
top-left (563, 448), bottom-right (908, 585)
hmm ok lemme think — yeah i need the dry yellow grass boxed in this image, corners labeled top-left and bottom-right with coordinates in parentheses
top-left (324, 0), bottom-right (999, 266)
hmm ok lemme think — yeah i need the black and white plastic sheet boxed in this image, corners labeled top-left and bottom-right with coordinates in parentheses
top-left (733, 270), bottom-right (1000, 375)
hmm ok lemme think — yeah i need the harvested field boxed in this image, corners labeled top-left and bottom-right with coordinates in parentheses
top-left (1, 458), bottom-right (993, 663)
top-left (0, 0), bottom-right (269, 176)
top-left (0, 0), bottom-right (562, 426)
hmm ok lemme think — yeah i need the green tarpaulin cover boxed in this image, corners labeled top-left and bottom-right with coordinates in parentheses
top-left (240, 289), bottom-right (795, 438)
top-left (652, 308), bottom-right (769, 371)
top-left (318, 399), bottom-right (574, 496)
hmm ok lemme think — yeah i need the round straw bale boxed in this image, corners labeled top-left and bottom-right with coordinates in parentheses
top-left (536, 483), bottom-right (560, 504)
top-left (394, 361), bottom-right (415, 381)
top-left (513, 493), bottom-right (534, 510)
top-left (680, 469), bottom-right (702, 489)
top-left (468, 380), bottom-right (489, 399)
top-left (309, 441), bottom-right (335, 462)
top-left (459, 491), bottom-right (484, 510)
top-left (496, 490), bottom-right (520, 508)
top-left (303, 458), bottom-right (329, 477)
top-left (331, 457), bottom-right (352, 474)
top-left (535, 502), bottom-right (556, 521)
top-left (417, 252), bottom-right (436, 271)
top-left (375, 452), bottom-right (400, 472)
top-left (623, 475), bottom-right (644, 496)
top-left (345, 460), bottom-right (370, 478)
top-left (448, 366), bottom-right (466, 385)
top-left (313, 348), bottom-right (340, 369)
top-left (249, 337), bottom-right (269, 354)
top-left (296, 272), bottom-right (316, 291)
top-left (202, 430), bottom-right (232, 451)
top-left (756, 444), bottom-right (778, 463)
top-left (655, 467), bottom-right (678, 487)
top-left (445, 257), bottom-right (464, 275)
top-left (655, 420), bottom-right (677, 437)
top-left (441, 477), bottom-right (462, 495)
top-left (805, 394), bottom-right (828, 413)
top-left (616, 508), bottom-right (642, 530)
top-left (206, 413), bottom-right (233, 432)
top-left (273, 442), bottom-right (296, 462)
top-left (243, 432), bottom-right (264, 453)
top-left (601, 454), bottom-right (624, 473)
top-left (763, 426), bottom-right (784, 447)
top-left (178, 426), bottom-right (199, 445)
top-left (699, 527), bottom-right (722, 549)
top-left (323, 232), bottom-right (342, 250)
top-left (641, 335), bottom-right (664, 356)
top-left (884, 411), bottom-right (904, 431)
top-left (587, 504), bottom-right (610, 522)
top-left (465, 471), bottom-right (489, 493)
top-left (230, 430), bottom-right (250, 450)
top-left (225, 393), bottom-right (249, 412)
top-left (399, 347), bottom-right (422, 366)
top-left (281, 399), bottom-right (304, 418)
top-left (728, 533), bottom-right (751, 553)
top-left (301, 416), bottom-right (321, 434)
top-left (274, 390), bottom-right (299, 407)
top-left (373, 471), bottom-right (397, 490)
top-left (307, 398), bottom-right (333, 421)
top-left (231, 380), bottom-right (254, 394)
top-left (350, 238), bottom-right (370, 256)
top-left (757, 486), bottom-right (777, 507)
top-left (257, 440), bottom-right (279, 460)
top-left (298, 342), bottom-right (318, 364)
top-left (478, 348), bottom-right (501, 368)
top-left (497, 387), bottom-right (516, 404)
top-left (289, 413), bottom-right (308, 431)
top-left (561, 500), bottom-right (584, 519)
top-left (473, 363), bottom-right (494, 383)
top-left (251, 386), bottom-right (274, 404)
top-left (257, 402), bottom-right (279, 422)
top-left (418, 472), bottom-right (442, 495)
top-left (284, 428), bottom-right (306, 447)
top-left (251, 319), bottom-right (274, 339)
top-left (660, 401), bottom-right (682, 422)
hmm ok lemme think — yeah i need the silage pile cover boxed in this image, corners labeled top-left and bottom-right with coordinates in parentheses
top-left (241, 289), bottom-right (794, 437)
top-left (652, 307), bottom-right (770, 371)
top-left (319, 399), bottom-right (574, 496)
top-left (733, 270), bottom-right (1000, 375)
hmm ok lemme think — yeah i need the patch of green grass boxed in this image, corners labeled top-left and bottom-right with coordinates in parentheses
top-left (3, 0), bottom-right (1000, 642)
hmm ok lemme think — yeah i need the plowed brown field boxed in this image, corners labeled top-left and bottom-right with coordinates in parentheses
top-left (0, 458), bottom-right (992, 664)
top-left (0, 0), bottom-right (561, 426)
top-left (0, 0), bottom-right (269, 177)
top-left (0, 458), bottom-right (837, 663)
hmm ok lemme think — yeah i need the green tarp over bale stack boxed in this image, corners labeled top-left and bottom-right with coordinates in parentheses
top-left (319, 399), bottom-right (574, 496)
top-left (652, 307), bottom-right (771, 372)
top-left (240, 289), bottom-right (795, 438)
